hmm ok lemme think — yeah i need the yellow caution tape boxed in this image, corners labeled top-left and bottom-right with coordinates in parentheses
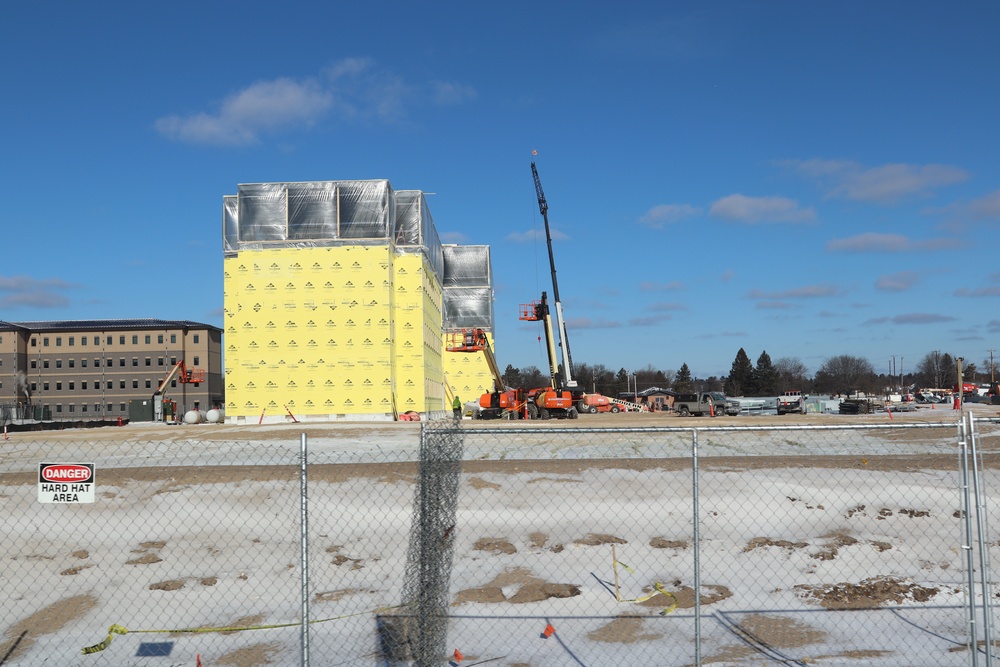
top-left (82, 624), bottom-right (128, 654)
top-left (613, 560), bottom-right (679, 616)
top-left (82, 605), bottom-right (405, 654)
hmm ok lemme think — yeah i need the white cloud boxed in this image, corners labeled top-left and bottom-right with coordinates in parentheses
top-left (0, 275), bottom-right (76, 309)
top-left (954, 286), bottom-right (1000, 297)
top-left (960, 189), bottom-right (1000, 220)
top-left (863, 313), bottom-right (957, 326)
top-left (628, 314), bottom-right (672, 326)
top-left (506, 228), bottom-right (569, 243)
top-left (439, 231), bottom-right (470, 244)
top-left (782, 158), bottom-right (968, 204)
top-left (156, 77), bottom-right (334, 146)
top-left (639, 204), bottom-right (701, 227)
top-left (709, 194), bottom-right (815, 224)
top-left (826, 233), bottom-right (963, 252)
top-left (156, 58), bottom-right (476, 146)
top-left (564, 316), bottom-right (621, 329)
top-left (892, 313), bottom-right (957, 324)
top-left (647, 301), bottom-right (686, 312)
top-left (639, 281), bottom-right (684, 292)
top-left (875, 271), bottom-right (919, 292)
top-left (747, 284), bottom-right (840, 299)
top-left (433, 81), bottom-right (478, 106)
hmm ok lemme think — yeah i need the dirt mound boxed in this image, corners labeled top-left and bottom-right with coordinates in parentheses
top-left (795, 576), bottom-right (939, 609)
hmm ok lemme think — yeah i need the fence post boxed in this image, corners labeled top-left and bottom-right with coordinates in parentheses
top-left (969, 415), bottom-right (996, 667)
top-left (691, 428), bottom-right (701, 667)
top-left (300, 433), bottom-right (310, 667)
top-left (960, 418), bottom-right (979, 665)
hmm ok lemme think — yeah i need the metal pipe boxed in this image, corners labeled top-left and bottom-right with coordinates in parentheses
top-left (300, 433), bottom-right (310, 667)
top-left (960, 418), bottom-right (978, 666)
top-left (692, 429), bottom-right (701, 667)
top-left (970, 414), bottom-right (996, 665)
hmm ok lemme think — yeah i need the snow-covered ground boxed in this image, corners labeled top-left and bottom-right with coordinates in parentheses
top-left (2, 412), bottom-right (999, 666)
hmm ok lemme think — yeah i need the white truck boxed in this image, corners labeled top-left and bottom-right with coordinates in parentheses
top-left (777, 391), bottom-right (805, 414)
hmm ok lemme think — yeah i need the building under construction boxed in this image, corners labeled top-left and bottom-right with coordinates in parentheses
top-left (223, 179), bottom-right (496, 422)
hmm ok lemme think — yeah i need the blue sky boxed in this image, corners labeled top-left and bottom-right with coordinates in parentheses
top-left (2, 1), bottom-right (999, 379)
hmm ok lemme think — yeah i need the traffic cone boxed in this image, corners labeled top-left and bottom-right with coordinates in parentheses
top-left (452, 648), bottom-right (463, 664)
top-left (541, 623), bottom-right (556, 638)
top-left (196, 655), bottom-right (203, 667)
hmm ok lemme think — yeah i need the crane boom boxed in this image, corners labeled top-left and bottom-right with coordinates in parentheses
top-left (531, 162), bottom-right (576, 390)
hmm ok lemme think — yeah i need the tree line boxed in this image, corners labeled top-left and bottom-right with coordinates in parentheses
top-left (501, 349), bottom-right (1000, 398)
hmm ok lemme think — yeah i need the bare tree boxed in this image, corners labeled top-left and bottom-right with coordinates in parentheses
top-left (813, 355), bottom-right (877, 396)
top-left (774, 357), bottom-right (810, 393)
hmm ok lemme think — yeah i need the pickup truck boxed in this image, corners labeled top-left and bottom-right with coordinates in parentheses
top-left (673, 392), bottom-right (729, 417)
top-left (777, 391), bottom-right (805, 414)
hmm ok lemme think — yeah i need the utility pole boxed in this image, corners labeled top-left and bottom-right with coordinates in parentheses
top-left (990, 349), bottom-right (996, 386)
top-left (957, 357), bottom-right (964, 411)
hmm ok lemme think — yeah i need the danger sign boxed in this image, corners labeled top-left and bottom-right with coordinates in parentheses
top-left (38, 463), bottom-right (95, 504)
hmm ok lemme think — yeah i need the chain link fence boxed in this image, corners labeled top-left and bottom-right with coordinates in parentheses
top-left (1, 417), bottom-right (999, 666)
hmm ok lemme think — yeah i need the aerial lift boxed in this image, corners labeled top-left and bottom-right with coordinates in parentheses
top-left (519, 293), bottom-right (579, 419)
top-left (446, 329), bottom-right (526, 419)
top-left (526, 162), bottom-right (586, 417)
top-left (153, 360), bottom-right (206, 422)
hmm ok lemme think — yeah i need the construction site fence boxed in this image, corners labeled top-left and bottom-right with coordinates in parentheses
top-left (2, 417), bottom-right (1000, 666)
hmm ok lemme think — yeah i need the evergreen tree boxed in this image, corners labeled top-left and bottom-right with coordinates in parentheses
top-left (501, 364), bottom-right (522, 391)
top-left (673, 363), bottom-right (694, 393)
top-left (616, 368), bottom-right (630, 397)
top-left (753, 350), bottom-right (780, 396)
top-left (724, 348), bottom-right (754, 396)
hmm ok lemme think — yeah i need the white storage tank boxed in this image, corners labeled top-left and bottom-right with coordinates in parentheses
top-left (183, 410), bottom-right (203, 424)
top-left (205, 408), bottom-right (225, 423)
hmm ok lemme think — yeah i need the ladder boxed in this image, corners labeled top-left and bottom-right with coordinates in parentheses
top-left (610, 397), bottom-right (646, 412)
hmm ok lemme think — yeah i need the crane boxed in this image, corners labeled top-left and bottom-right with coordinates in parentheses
top-left (531, 162), bottom-right (578, 393)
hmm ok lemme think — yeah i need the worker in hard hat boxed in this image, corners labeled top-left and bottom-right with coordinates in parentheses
top-left (453, 395), bottom-right (462, 420)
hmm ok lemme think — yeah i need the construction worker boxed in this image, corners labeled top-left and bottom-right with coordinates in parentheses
top-left (453, 395), bottom-right (462, 420)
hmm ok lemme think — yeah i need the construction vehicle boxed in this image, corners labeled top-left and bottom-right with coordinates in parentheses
top-left (153, 360), bottom-right (206, 422)
top-left (581, 393), bottom-right (622, 413)
top-left (673, 392), bottom-right (727, 417)
top-left (777, 390), bottom-right (805, 414)
top-left (446, 329), bottom-right (525, 419)
top-left (524, 162), bottom-right (587, 419)
top-left (444, 164), bottom-right (592, 421)
top-left (519, 294), bottom-right (579, 419)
